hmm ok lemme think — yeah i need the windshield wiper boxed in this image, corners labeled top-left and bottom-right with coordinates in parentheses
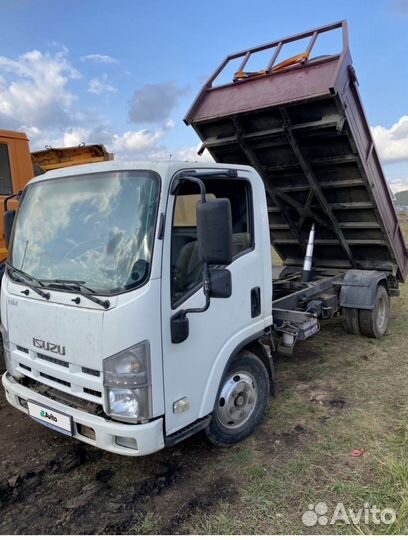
top-left (43, 278), bottom-right (110, 309)
top-left (6, 262), bottom-right (50, 300)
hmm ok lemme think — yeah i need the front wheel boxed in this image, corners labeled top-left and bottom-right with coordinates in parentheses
top-left (205, 351), bottom-right (269, 447)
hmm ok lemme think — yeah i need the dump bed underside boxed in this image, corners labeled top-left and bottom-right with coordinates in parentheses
top-left (185, 22), bottom-right (408, 281)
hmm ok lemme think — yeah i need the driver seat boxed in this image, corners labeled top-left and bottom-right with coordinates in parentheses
top-left (174, 233), bottom-right (251, 294)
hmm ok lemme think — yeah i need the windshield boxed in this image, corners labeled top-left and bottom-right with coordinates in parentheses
top-left (10, 170), bottom-right (160, 294)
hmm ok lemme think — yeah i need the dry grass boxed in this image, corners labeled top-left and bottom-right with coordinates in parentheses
top-left (189, 285), bottom-right (408, 534)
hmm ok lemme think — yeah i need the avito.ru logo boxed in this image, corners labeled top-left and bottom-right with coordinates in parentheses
top-left (302, 502), bottom-right (396, 527)
top-left (40, 410), bottom-right (58, 423)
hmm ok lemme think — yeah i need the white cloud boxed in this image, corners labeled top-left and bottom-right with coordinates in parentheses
top-left (88, 75), bottom-right (117, 95)
top-left (19, 125), bottom-right (63, 150)
top-left (371, 115), bottom-right (408, 164)
top-left (80, 54), bottom-right (119, 65)
top-left (386, 176), bottom-right (408, 194)
top-left (63, 127), bottom-right (90, 147)
top-left (0, 48), bottom-right (80, 130)
top-left (165, 119), bottom-right (175, 129)
top-left (0, 47), bottom-right (214, 165)
top-left (168, 145), bottom-right (213, 162)
top-left (55, 125), bottom-right (212, 163)
top-left (112, 128), bottom-right (164, 154)
top-left (110, 132), bottom-right (214, 163)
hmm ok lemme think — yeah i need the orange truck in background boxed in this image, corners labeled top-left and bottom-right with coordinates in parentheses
top-left (0, 130), bottom-right (113, 260)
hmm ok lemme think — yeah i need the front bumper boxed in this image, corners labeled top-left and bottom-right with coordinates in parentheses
top-left (2, 372), bottom-right (165, 457)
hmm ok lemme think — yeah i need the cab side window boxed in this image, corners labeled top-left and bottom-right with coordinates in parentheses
top-left (171, 178), bottom-right (253, 307)
top-left (0, 144), bottom-right (13, 195)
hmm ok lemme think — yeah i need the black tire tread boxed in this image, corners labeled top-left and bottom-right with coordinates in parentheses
top-left (343, 307), bottom-right (360, 335)
top-left (359, 285), bottom-right (390, 338)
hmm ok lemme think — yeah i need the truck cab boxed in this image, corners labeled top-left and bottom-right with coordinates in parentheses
top-left (1, 161), bottom-right (274, 456)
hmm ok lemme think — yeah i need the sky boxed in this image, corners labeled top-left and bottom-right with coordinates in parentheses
top-left (0, 0), bottom-right (407, 191)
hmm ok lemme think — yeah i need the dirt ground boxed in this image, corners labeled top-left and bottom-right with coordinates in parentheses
top-left (0, 284), bottom-right (407, 534)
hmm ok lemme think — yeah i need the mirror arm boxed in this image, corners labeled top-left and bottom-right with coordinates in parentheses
top-left (177, 264), bottom-right (211, 319)
top-left (171, 175), bottom-right (207, 203)
top-left (4, 191), bottom-right (22, 212)
top-left (170, 265), bottom-right (211, 344)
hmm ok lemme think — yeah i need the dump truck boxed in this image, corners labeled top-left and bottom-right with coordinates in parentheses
top-left (1, 21), bottom-right (407, 456)
top-left (0, 129), bottom-right (113, 261)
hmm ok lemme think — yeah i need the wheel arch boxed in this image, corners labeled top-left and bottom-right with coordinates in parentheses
top-left (243, 339), bottom-right (275, 397)
top-left (201, 332), bottom-right (274, 416)
top-left (339, 270), bottom-right (390, 311)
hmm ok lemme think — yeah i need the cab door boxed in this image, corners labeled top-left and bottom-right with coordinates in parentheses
top-left (161, 172), bottom-right (266, 435)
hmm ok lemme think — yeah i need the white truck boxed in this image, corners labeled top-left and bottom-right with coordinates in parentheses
top-left (2, 21), bottom-right (407, 456)
top-left (2, 160), bottom-right (275, 455)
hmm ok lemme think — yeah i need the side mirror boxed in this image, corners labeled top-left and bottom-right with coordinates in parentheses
top-left (4, 210), bottom-right (16, 248)
top-left (171, 312), bottom-right (189, 344)
top-left (209, 268), bottom-right (232, 298)
top-left (197, 198), bottom-right (233, 265)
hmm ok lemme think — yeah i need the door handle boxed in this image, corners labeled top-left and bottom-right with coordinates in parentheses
top-left (251, 287), bottom-right (261, 318)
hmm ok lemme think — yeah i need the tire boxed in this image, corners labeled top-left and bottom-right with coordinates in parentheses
top-left (343, 307), bottom-right (361, 335)
top-left (205, 351), bottom-right (269, 447)
top-left (359, 285), bottom-right (390, 338)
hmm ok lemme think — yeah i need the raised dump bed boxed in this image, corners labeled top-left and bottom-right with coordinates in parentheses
top-left (185, 21), bottom-right (408, 281)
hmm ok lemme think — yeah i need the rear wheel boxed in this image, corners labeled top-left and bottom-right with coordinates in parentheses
top-left (343, 307), bottom-right (361, 335)
top-left (359, 285), bottom-right (390, 338)
top-left (205, 351), bottom-right (269, 447)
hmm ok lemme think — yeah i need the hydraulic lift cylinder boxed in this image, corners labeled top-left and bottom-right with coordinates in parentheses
top-left (302, 223), bottom-right (315, 282)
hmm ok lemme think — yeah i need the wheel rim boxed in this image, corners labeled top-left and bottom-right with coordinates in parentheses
top-left (377, 296), bottom-right (386, 329)
top-left (217, 371), bottom-right (258, 430)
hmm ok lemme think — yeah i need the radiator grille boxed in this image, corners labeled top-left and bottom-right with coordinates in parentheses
top-left (38, 353), bottom-right (69, 369)
top-left (40, 372), bottom-right (71, 387)
top-left (82, 367), bottom-right (100, 377)
top-left (13, 343), bottom-right (103, 405)
top-left (19, 363), bottom-right (31, 372)
top-left (84, 388), bottom-right (102, 398)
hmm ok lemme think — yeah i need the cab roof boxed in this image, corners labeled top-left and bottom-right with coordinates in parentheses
top-left (27, 160), bottom-right (254, 186)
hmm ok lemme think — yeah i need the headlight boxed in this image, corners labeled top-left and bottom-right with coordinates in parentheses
top-left (103, 341), bottom-right (152, 421)
top-left (108, 387), bottom-right (151, 419)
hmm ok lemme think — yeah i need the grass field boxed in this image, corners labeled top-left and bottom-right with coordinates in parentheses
top-left (186, 219), bottom-right (408, 534)
top-left (188, 218), bottom-right (408, 534)
top-left (186, 286), bottom-right (408, 534)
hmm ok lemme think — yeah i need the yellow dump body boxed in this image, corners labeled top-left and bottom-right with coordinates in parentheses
top-left (31, 144), bottom-right (113, 174)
